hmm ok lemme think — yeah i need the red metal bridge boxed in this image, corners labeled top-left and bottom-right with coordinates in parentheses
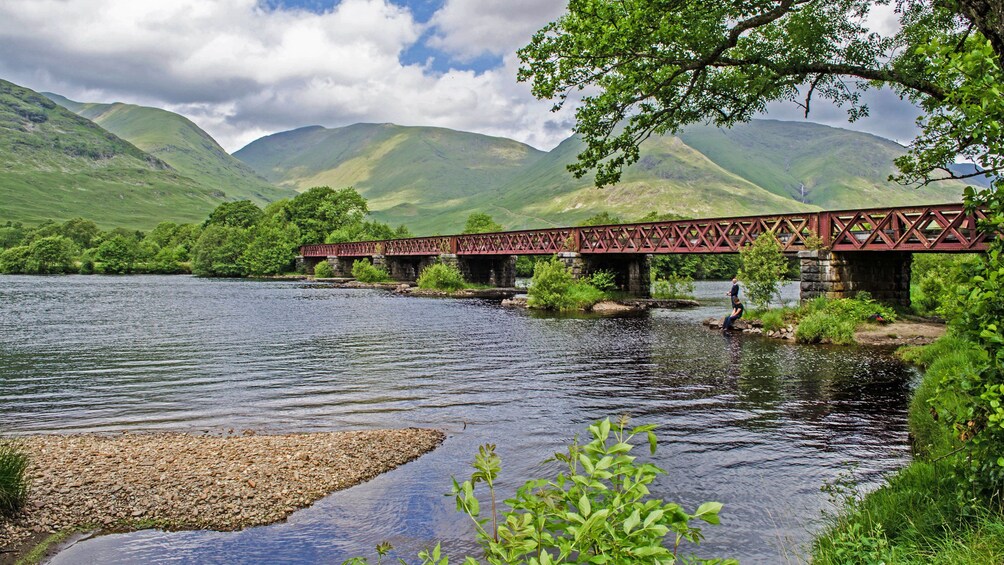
top-left (301, 203), bottom-right (989, 258)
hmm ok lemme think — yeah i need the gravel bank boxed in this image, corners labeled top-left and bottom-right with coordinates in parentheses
top-left (0, 429), bottom-right (444, 560)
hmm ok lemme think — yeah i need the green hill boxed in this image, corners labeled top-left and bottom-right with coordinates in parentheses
top-left (236, 119), bottom-right (966, 234)
top-left (676, 120), bottom-right (967, 208)
top-left (234, 123), bottom-right (544, 219)
top-left (0, 79), bottom-right (226, 228)
top-left (45, 93), bottom-right (296, 206)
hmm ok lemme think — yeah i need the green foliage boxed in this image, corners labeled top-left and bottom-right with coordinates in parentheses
top-left (650, 255), bottom-right (740, 282)
top-left (205, 200), bottom-right (263, 229)
top-left (651, 275), bottom-right (695, 300)
top-left (462, 212), bottom-right (503, 234)
top-left (26, 235), bottom-right (77, 274)
top-left (0, 246), bottom-right (29, 274)
top-left (94, 235), bottom-right (141, 274)
top-left (527, 257), bottom-right (575, 310)
top-left (192, 225), bottom-right (250, 277)
top-left (326, 220), bottom-right (408, 244)
top-left (0, 438), bottom-right (29, 517)
top-left (793, 294), bottom-right (898, 345)
top-left (351, 259), bottom-right (391, 283)
top-left (912, 254), bottom-right (981, 319)
top-left (578, 211), bottom-right (622, 226)
top-left (586, 269), bottom-right (617, 292)
top-left (757, 308), bottom-right (791, 333)
top-left (239, 221), bottom-right (301, 276)
top-left (515, 255), bottom-right (548, 277)
top-left (444, 418), bottom-right (731, 564)
top-left (312, 260), bottom-right (334, 278)
top-left (417, 262), bottom-right (467, 291)
top-left (737, 233), bottom-right (787, 311)
top-left (286, 186), bottom-right (369, 245)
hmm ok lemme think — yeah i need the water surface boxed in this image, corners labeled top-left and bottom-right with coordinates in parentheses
top-left (0, 276), bottom-right (914, 563)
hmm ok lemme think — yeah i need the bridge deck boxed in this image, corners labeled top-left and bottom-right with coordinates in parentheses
top-left (301, 203), bottom-right (989, 258)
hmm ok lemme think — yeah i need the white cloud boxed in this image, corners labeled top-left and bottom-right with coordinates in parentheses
top-left (0, 0), bottom-right (574, 151)
top-left (427, 0), bottom-right (567, 61)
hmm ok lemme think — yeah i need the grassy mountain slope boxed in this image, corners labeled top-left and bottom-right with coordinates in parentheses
top-left (677, 120), bottom-right (967, 208)
top-left (0, 79), bottom-right (225, 228)
top-left (46, 93), bottom-right (296, 205)
top-left (235, 119), bottom-right (968, 235)
top-left (234, 123), bottom-right (544, 227)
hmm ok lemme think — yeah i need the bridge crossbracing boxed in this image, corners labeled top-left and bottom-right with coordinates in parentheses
top-left (301, 203), bottom-right (989, 258)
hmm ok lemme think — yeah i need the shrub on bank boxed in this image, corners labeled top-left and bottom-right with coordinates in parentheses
top-left (312, 260), bottom-right (334, 278)
top-left (416, 262), bottom-right (466, 291)
top-left (351, 259), bottom-right (391, 283)
top-left (651, 273), bottom-right (695, 299)
top-left (0, 438), bottom-right (29, 517)
top-left (527, 257), bottom-right (607, 310)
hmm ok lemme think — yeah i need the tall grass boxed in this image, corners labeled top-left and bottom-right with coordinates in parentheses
top-left (0, 438), bottom-right (30, 516)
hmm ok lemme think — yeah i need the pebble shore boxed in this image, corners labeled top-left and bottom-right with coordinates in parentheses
top-left (0, 429), bottom-right (444, 560)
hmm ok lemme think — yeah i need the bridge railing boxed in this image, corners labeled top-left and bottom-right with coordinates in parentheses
top-left (299, 203), bottom-right (988, 258)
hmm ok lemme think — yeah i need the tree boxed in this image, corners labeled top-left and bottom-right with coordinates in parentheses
top-left (26, 235), bottom-right (77, 274)
top-left (738, 233), bottom-right (788, 311)
top-left (286, 186), bottom-right (368, 244)
top-left (94, 235), bottom-right (141, 274)
top-left (462, 212), bottom-right (503, 234)
top-left (205, 200), bottom-right (263, 229)
top-left (192, 225), bottom-right (251, 277)
top-left (240, 221), bottom-right (301, 276)
top-left (518, 1), bottom-right (1003, 190)
top-left (579, 211), bottom-right (622, 226)
top-left (58, 218), bottom-right (100, 249)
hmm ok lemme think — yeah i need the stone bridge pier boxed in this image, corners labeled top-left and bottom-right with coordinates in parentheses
top-left (558, 252), bottom-right (652, 297)
top-left (385, 255), bottom-right (438, 281)
top-left (799, 250), bottom-right (912, 307)
top-left (440, 254), bottom-right (516, 287)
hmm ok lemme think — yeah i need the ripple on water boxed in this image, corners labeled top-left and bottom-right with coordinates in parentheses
top-left (0, 276), bottom-right (912, 563)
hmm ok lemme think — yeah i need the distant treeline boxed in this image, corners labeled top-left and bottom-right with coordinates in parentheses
top-left (0, 186), bottom-right (410, 277)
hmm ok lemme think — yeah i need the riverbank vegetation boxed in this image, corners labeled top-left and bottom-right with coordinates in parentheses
top-left (0, 186), bottom-right (410, 278)
top-left (415, 262), bottom-right (467, 291)
top-left (351, 259), bottom-right (391, 283)
top-left (526, 257), bottom-right (607, 311)
top-left (0, 438), bottom-right (29, 517)
top-left (347, 418), bottom-right (732, 565)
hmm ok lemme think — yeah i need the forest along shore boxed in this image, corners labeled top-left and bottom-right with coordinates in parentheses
top-left (0, 429), bottom-right (444, 563)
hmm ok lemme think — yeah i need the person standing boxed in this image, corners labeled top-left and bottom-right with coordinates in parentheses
top-left (727, 277), bottom-right (740, 301)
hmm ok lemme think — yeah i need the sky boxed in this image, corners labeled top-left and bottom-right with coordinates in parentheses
top-left (0, 0), bottom-right (924, 153)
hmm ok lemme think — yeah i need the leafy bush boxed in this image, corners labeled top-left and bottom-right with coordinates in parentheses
top-left (192, 225), bottom-right (251, 277)
top-left (312, 260), bottom-right (334, 278)
top-left (346, 418), bottom-right (731, 565)
top-left (527, 257), bottom-right (575, 309)
top-left (462, 212), bottom-right (503, 234)
top-left (587, 269), bottom-right (617, 291)
top-left (792, 294), bottom-right (898, 345)
top-left (351, 259), bottom-right (391, 283)
top-left (95, 234), bottom-right (141, 274)
top-left (738, 233), bottom-right (788, 310)
top-left (0, 245), bottom-right (30, 274)
top-left (26, 235), bottom-right (77, 274)
top-left (0, 438), bottom-right (29, 517)
top-left (417, 262), bottom-right (467, 291)
top-left (912, 254), bottom-right (981, 319)
top-left (651, 274), bottom-right (695, 299)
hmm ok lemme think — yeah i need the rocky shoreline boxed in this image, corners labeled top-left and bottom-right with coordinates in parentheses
top-left (0, 429), bottom-right (444, 563)
top-left (702, 316), bottom-right (946, 346)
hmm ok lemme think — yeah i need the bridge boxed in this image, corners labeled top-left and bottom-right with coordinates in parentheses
top-left (299, 203), bottom-right (990, 306)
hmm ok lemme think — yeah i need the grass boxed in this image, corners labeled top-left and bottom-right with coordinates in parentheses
top-left (748, 295), bottom-right (897, 344)
top-left (0, 438), bottom-right (30, 517)
top-left (812, 334), bottom-right (1004, 563)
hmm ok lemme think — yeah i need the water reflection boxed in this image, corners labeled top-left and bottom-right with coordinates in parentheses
top-left (0, 276), bottom-right (913, 563)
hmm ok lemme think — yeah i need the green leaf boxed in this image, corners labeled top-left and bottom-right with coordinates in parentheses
top-left (624, 509), bottom-right (641, 534)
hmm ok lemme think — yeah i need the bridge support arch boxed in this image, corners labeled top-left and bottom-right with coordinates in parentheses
top-left (558, 252), bottom-right (651, 297)
top-left (448, 254), bottom-right (517, 287)
top-left (799, 250), bottom-right (912, 307)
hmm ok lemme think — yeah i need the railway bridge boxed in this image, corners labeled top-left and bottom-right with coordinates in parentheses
top-left (299, 203), bottom-right (990, 306)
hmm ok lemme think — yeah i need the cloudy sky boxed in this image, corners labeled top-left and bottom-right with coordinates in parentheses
top-left (0, 0), bottom-right (922, 152)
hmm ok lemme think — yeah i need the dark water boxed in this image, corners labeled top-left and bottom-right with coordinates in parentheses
top-left (0, 276), bottom-right (914, 564)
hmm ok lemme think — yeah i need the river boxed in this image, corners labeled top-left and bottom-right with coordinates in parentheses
top-left (0, 275), bottom-right (915, 564)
